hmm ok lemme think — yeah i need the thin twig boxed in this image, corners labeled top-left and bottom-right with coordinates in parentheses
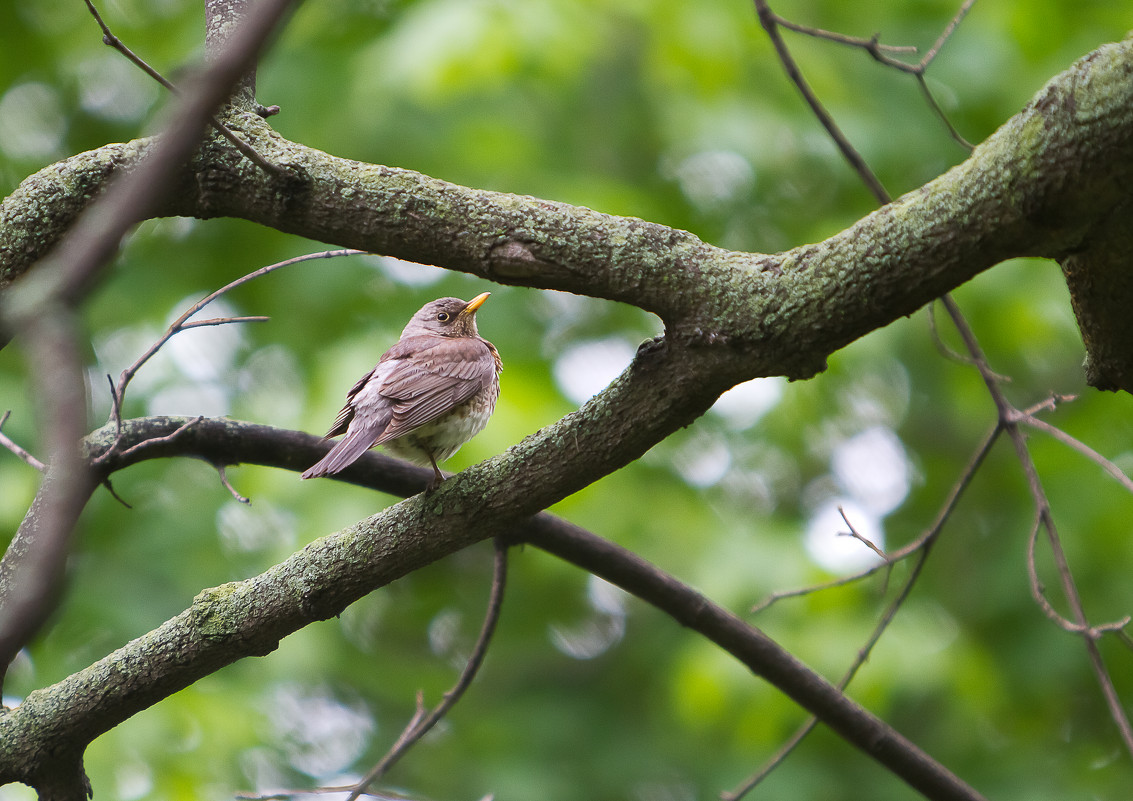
top-left (83, 0), bottom-right (285, 175)
top-left (927, 301), bottom-right (1013, 377)
top-left (917, 0), bottom-right (978, 72)
top-left (1018, 413), bottom-right (1133, 495)
top-left (112, 416), bottom-right (203, 463)
top-left (0, 410), bottom-right (47, 472)
top-left (916, 74), bottom-right (975, 151)
top-left (1022, 393), bottom-right (1077, 417)
top-left (1024, 513), bottom-right (1077, 630)
top-left (751, 567), bottom-right (882, 614)
top-left (836, 505), bottom-right (889, 562)
top-left (100, 476), bottom-right (133, 509)
top-left (752, 425), bottom-right (1000, 614)
top-left (99, 249), bottom-right (364, 461)
top-left (181, 315), bottom-right (270, 330)
top-left (776, 0), bottom-right (976, 74)
top-left (764, 0), bottom-right (976, 150)
top-left (216, 464), bottom-right (250, 504)
top-left (940, 297), bottom-right (1133, 759)
top-left (771, 18), bottom-right (919, 54)
top-left (1024, 515), bottom-right (1131, 639)
top-left (732, 427), bottom-right (999, 798)
top-left (753, 0), bottom-right (889, 203)
top-left (345, 538), bottom-right (510, 801)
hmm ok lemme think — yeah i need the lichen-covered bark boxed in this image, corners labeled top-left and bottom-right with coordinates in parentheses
top-left (0, 413), bottom-right (984, 801)
top-left (0, 141), bottom-right (144, 290)
top-left (5, 39), bottom-right (1132, 385)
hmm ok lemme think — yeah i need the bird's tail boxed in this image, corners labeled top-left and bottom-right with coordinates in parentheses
top-left (301, 425), bottom-right (383, 480)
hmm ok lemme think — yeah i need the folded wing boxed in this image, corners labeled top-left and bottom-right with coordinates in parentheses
top-left (300, 335), bottom-right (496, 479)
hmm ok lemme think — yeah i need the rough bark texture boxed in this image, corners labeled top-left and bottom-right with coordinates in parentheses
top-left (0, 416), bottom-right (982, 801)
top-left (4, 40), bottom-right (1133, 384)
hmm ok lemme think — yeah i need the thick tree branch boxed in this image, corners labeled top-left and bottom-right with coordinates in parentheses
top-left (4, 38), bottom-right (1133, 386)
top-left (0, 415), bottom-right (982, 801)
top-left (3, 324), bottom-right (730, 790)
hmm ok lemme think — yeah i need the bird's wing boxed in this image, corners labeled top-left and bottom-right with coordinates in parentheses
top-left (321, 367), bottom-right (375, 438)
top-left (301, 335), bottom-right (496, 479)
top-left (372, 335), bottom-right (497, 443)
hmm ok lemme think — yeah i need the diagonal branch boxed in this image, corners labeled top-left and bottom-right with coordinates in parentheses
top-left (0, 414), bottom-right (988, 801)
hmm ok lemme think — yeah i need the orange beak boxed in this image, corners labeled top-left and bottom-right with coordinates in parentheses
top-left (461, 292), bottom-right (491, 315)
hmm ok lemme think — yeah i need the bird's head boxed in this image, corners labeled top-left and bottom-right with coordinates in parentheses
top-left (403, 292), bottom-right (491, 338)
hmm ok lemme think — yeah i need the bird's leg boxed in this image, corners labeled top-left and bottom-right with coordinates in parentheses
top-left (426, 455), bottom-right (445, 490)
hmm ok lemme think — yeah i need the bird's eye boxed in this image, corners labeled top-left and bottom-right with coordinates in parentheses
top-left (436, 311), bottom-right (451, 322)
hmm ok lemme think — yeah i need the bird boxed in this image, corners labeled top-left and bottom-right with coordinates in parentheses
top-left (301, 292), bottom-right (502, 488)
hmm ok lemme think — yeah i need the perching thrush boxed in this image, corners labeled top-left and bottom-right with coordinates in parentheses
top-left (301, 292), bottom-right (502, 487)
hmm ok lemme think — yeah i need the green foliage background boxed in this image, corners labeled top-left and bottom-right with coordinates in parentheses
top-left (2, 1), bottom-right (1132, 799)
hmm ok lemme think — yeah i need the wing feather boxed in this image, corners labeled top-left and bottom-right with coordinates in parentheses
top-left (302, 334), bottom-right (498, 478)
top-left (374, 336), bottom-right (498, 442)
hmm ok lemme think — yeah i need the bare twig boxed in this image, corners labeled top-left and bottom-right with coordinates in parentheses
top-left (83, 0), bottom-right (285, 175)
top-left (771, 0), bottom-right (975, 74)
top-left (112, 416), bottom-right (203, 463)
top-left (751, 567), bottom-right (881, 614)
top-left (752, 0), bottom-right (889, 203)
top-left (345, 538), bottom-right (510, 801)
top-left (216, 464), bottom-right (250, 504)
top-left (926, 301), bottom-right (1013, 377)
top-left (836, 505), bottom-right (889, 561)
top-left (916, 75), bottom-right (975, 150)
top-left (917, 0), bottom-right (978, 72)
top-left (771, 18), bottom-right (919, 54)
top-left (760, 0), bottom-right (976, 151)
top-left (182, 315), bottom-right (270, 330)
top-left (100, 476), bottom-right (134, 509)
top-left (1022, 393), bottom-right (1077, 416)
top-left (940, 297), bottom-right (1133, 758)
top-left (753, 425), bottom-right (1000, 614)
top-left (732, 426), bottom-right (999, 798)
top-left (98, 249), bottom-right (364, 461)
top-left (0, 410), bottom-right (47, 472)
top-left (1018, 412), bottom-right (1133, 495)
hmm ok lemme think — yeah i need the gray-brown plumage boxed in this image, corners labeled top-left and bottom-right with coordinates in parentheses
top-left (301, 292), bottom-right (502, 487)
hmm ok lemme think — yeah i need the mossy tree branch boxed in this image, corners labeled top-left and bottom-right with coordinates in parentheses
top-left (4, 39), bottom-right (1133, 385)
top-left (0, 415), bottom-right (982, 801)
